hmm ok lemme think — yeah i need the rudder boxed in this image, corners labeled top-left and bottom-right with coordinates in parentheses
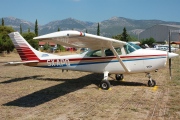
top-left (8, 32), bottom-right (40, 61)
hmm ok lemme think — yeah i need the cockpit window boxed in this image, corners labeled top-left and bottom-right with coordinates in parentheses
top-left (105, 49), bottom-right (114, 56)
top-left (105, 48), bottom-right (122, 56)
top-left (124, 44), bottom-right (135, 54)
top-left (124, 42), bottom-right (141, 54)
top-left (86, 48), bottom-right (122, 57)
top-left (128, 42), bottom-right (141, 50)
top-left (86, 49), bottom-right (102, 57)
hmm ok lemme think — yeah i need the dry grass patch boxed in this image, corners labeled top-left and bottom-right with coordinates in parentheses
top-left (0, 51), bottom-right (180, 120)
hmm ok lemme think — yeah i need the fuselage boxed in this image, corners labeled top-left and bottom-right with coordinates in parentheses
top-left (26, 49), bottom-right (168, 74)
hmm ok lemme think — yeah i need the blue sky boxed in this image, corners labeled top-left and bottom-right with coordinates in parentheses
top-left (1, 0), bottom-right (180, 25)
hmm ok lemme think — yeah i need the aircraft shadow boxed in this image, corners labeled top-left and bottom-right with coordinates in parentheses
top-left (3, 73), bottom-right (102, 107)
top-left (3, 74), bottom-right (146, 107)
top-left (110, 80), bottom-right (147, 87)
top-left (0, 75), bottom-right (44, 84)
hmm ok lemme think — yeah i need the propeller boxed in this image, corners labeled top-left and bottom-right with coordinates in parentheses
top-left (169, 55), bottom-right (172, 80)
top-left (168, 30), bottom-right (172, 80)
top-left (168, 51), bottom-right (179, 80)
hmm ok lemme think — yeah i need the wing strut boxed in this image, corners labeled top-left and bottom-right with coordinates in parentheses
top-left (109, 43), bottom-right (130, 73)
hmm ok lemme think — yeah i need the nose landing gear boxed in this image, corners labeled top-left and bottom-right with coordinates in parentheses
top-left (146, 73), bottom-right (156, 87)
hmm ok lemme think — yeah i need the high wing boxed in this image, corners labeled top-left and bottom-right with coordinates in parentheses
top-left (33, 30), bottom-right (127, 50)
top-left (34, 30), bottom-right (130, 72)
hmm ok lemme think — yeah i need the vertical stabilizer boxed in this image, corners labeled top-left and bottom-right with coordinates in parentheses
top-left (8, 32), bottom-right (40, 61)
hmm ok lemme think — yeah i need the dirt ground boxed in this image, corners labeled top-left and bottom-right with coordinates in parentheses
top-left (0, 52), bottom-right (180, 120)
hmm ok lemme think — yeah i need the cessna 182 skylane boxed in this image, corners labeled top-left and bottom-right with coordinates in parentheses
top-left (7, 30), bottom-right (179, 90)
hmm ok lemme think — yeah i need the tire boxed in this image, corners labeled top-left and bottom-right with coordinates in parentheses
top-left (100, 80), bottom-right (111, 90)
top-left (148, 80), bottom-right (156, 87)
top-left (115, 74), bottom-right (124, 81)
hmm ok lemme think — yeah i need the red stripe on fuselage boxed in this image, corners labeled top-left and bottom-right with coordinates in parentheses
top-left (38, 54), bottom-right (167, 63)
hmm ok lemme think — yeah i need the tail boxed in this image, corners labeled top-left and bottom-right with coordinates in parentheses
top-left (8, 32), bottom-right (40, 61)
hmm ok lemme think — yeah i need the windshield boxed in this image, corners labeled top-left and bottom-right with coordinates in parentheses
top-left (128, 42), bottom-right (141, 50)
top-left (124, 42), bottom-right (141, 54)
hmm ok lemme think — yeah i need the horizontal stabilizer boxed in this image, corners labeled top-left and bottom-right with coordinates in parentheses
top-left (4, 60), bottom-right (39, 66)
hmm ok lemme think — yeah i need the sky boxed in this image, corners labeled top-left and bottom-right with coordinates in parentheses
top-left (1, 0), bottom-right (180, 25)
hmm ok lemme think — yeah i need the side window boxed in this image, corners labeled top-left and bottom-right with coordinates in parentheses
top-left (86, 50), bottom-right (102, 57)
top-left (105, 48), bottom-right (122, 56)
top-left (115, 48), bottom-right (122, 55)
top-left (105, 49), bottom-right (114, 56)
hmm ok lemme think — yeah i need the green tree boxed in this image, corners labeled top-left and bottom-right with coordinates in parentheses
top-left (0, 26), bottom-right (15, 53)
top-left (121, 27), bottom-right (128, 42)
top-left (1, 18), bottom-right (4, 26)
top-left (58, 27), bottom-right (60, 31)
top-left (140, 37), bottom-right (156, 47)
top-left (22, 32), bottom-right (38, 50)
top-left (86, 29), bottom-right (88, 33)
top-left (129, 36), bottom-right (138, 41)
top-left (112, 34), bottom-right (122, 40)
top-left (35, 19), bottom-right (38, 36)
top-left (57, 44), bottom-right (65, 52)
top-left (97, 23), bottom-right (100, 36)
top-left (20, 24), bottom-right (22, 34)
top-left (43, 42), bottom-right (50, 50)
top-left (28, 39), bottom-right (39, 50)
top-left (28, 28), bottom-right (30, 33)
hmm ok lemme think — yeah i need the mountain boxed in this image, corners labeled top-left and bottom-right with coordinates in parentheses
top-left (3, 17), bottom-right (35, 32)
top-left (40, 18), bottom-right (94, 34)
top-left (2, 16), bottom-right (180, 37)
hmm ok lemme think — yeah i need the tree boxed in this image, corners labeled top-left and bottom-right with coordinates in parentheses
top-left (58, 27), bottom-right (60, 31)
top-left (22, 32), bottom-right (38, 50)
top-left (140, 37), bottom-right (156, 47)
top-left (34, 19), bottom-right (38, 36)
top-left (86, 29), bottom-right (88, 33)
top-left (97, 23), bottom-right (100, 36)
top-left (43, 42), bottom-right (50, 51)
top-left (20, 24), bottom-right (22, 34)
top-left (0, 26), bottom-right (15, 53)
top-left (121, 27), bottom-right (128, 42)
top-left (112, 34), bottom-right (122, 40)
top-left (1, 18), bottom-right (4, 26)
top-left (28, 28), bottom-right (30, 33)
top-left (57, 44), bottom-right (65, 52)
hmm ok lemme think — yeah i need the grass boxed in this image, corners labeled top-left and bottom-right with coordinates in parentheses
top-left (0, 51), bottom-right (180, 119)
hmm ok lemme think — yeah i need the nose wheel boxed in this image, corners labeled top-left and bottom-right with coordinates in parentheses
top-left (148, 79), bottom-right (156, 87)
top-left (146, 73), bottom-right (156, 87)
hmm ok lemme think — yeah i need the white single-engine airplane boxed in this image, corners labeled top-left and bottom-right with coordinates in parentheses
top-left (6, 30), bottom-right (179, 90)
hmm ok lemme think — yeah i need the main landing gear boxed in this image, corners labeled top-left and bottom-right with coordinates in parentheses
top-left (115, 74), bottom-right (124, 81)
top-left (99, 72), bottom-right (124, 90)
top-left (99, 71), bottom-right (111, 90)
top-left (146, 73), bottom-right (156, 87)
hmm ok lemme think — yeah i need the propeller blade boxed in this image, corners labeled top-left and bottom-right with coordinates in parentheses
top-left (169, 58), bottom-right (172, 80)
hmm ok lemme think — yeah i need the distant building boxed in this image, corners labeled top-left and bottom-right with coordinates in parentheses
top-left (39, 42), bottom-right (57, 52)
top-left (139, 24), bottom-right (180, 43)
top-left (39, 42), bottom-right (56, 47)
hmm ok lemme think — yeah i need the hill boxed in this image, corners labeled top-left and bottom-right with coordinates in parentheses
top-left (2, 16), bottom-right (180, 37)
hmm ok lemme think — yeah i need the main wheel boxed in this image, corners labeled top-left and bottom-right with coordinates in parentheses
top-left (148, 80), bottom-right (156, 87)
top-left (100, 80), bottom-right (111, 90)
top-left (115, 74), bottom-right (124, 81)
